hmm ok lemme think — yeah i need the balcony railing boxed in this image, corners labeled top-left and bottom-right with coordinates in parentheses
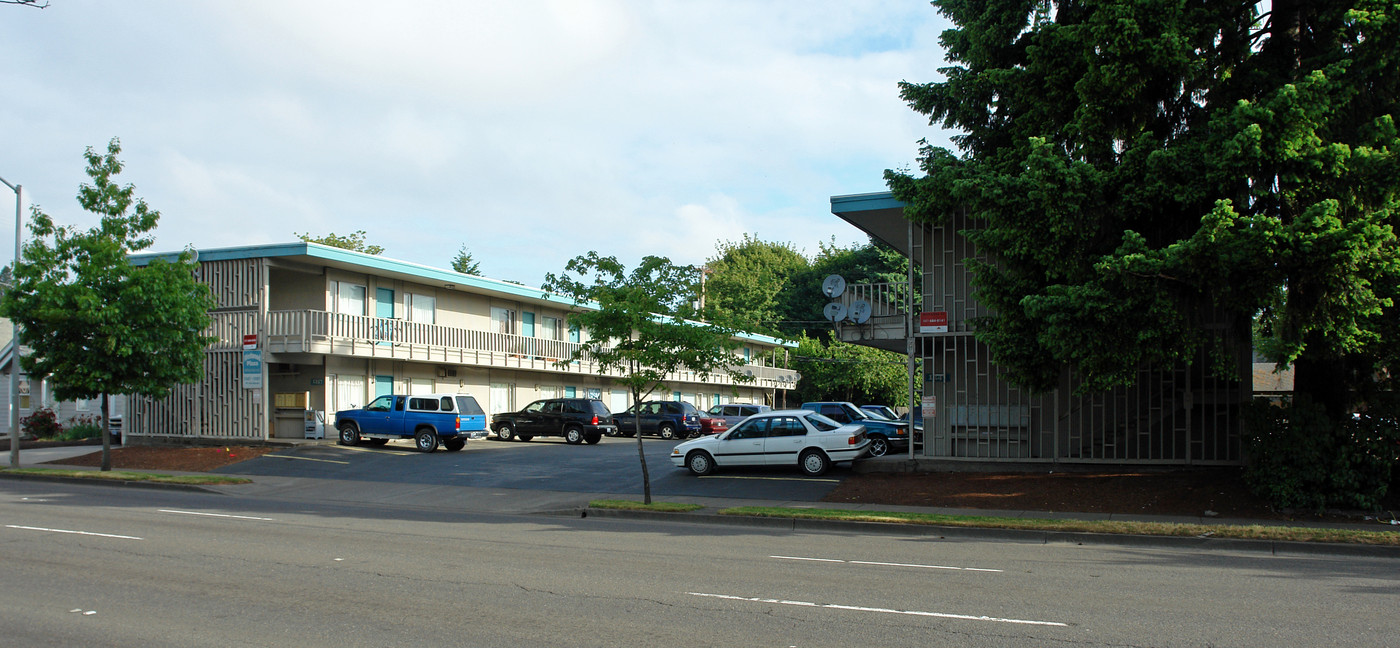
top-left (263, 310), bottom-right (799, 387)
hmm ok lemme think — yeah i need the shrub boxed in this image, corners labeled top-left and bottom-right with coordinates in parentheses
top-left (60, 414), bottom-right (104, 441)
top-left (20, 407), bottom-right (62, 439)
top-left (1243, 396), bottom-right (1400, 512)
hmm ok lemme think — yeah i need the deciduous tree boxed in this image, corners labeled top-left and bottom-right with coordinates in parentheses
top-left (295, 230), bottom-right (384, 255)
top-left (543, 253), bottom-right (750, 503)
top-left (0, 138), bottom-right (216, 470)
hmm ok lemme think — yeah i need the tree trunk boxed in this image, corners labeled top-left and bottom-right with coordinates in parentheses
top-left (633, 385), bottom-right (651, 504)
top-left (100, 393), bottom-right (112, 472)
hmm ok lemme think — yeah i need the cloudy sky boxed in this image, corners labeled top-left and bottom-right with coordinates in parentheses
top-left (1, 1), bottom-right (954, 287)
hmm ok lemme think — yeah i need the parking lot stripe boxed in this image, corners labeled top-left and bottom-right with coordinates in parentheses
top-left (264, 455), bottom-right (350, 465)
top-left (772, 555), bottom-right (1003, 573)
top-left (6, 525), bottom-right (143, 540)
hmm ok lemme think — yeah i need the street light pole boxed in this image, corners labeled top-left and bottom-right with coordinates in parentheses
top-left (0, 174), bottom-right (20, 468)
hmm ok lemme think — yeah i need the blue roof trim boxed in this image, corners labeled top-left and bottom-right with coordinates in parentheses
top-left (830, 191), bottom-right (906, 214)
top-left (129, 242), bottom-right (796, 348)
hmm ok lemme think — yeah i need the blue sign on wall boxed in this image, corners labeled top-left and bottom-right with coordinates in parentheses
top-left (242, 349), bottom-right (263, 389)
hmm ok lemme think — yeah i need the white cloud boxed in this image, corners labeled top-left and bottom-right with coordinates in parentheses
top-left (0, 0), bottom-right (955, 286)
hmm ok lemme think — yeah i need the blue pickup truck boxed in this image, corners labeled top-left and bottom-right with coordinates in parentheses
top-left (800, 401), bottom-right (921, 458)
top-left (335, 393), bottom-right (487, 452)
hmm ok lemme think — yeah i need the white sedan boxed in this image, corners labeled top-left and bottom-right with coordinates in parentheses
top-left (670, 409), bottom-right (870, 477)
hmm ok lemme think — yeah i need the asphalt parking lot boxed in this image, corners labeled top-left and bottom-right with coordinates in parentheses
top-left (214, 435), bottom-right (850, 502)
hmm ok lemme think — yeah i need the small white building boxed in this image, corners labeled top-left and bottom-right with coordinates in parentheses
top-left (119, 242), bottom-right (798, 444)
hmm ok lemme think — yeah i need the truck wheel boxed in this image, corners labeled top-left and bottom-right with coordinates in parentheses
top-left (496, 423), bottom-right (515, 441)
top-left (443, 438), bottom-right (465, 452)
top-left (338, 422), bottom-right (360, 446)
top-left (686, 450), bottom-right (715, 476)
top-left (565, 427), bottom-right (584, 445)
top-left (659, 422), bottom-right (679, 439)
top-left (415, 429), bottom-right (439, 453)
top-left (868, 435), bottom-right (889, 457)
top-left (799, 449), bottom-right (830, 477)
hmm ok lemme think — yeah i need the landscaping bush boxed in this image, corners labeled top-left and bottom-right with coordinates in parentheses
top-left (20, 407), bottom-right (62, 439)
top-left (58, 414), bottom-right (104, 441)
top-left (1243, 396), bottom-right (1400, 512)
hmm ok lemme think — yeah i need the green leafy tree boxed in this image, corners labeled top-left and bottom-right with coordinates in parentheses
top-left (791, 332), bottom-right (908, 406)
top-left (295, 230), bottom-right (384, 255)
top-left (782, 237), bottom-right (908, 339)
top-left (0, 138), bottom-right (216, 470)
top-left (701, 235), bottom-right (808, 336)
top-left (886, 2), bottom-right (1399, 421)
top-left (451, 245), bottom-right (481, 275)
top-left (543, 253), bottom-right (750, 503)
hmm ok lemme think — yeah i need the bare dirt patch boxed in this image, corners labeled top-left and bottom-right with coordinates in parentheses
top-left (46, 446), bottom-right (275, 472)
top-left (825, 469), bottom-right (1292, 520)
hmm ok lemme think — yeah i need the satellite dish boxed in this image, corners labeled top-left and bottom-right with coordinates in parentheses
top-left (823, 302), bottom-right (848, 323)
top-left (850, 300), bottom-right (872, 324)
top-left (821, 274), bottom-right (847, 298)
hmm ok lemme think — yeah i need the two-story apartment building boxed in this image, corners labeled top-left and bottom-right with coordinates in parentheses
top-left (123, 242), bottom-right (798, 444)
top-left (828, 192), bottom-right (1250, 465)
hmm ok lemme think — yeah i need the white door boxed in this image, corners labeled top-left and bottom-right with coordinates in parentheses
top-left (410, 378), bottom-right (434, 395)
top-left (610, 390), bottom-right (628, 416)
top-left (713, 417), bottom-right (767, 466)
top-left (761, 415), bottom-right (808, 466)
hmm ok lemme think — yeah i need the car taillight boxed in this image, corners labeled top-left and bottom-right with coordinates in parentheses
top-left (455, 417), bottom-right (461, 431)
top-left (849, 436), bottom-right (858, 445)
top-left (591, 415), bottom-right (599, 425)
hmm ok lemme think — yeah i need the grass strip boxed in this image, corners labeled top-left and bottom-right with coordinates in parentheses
top-left (1, 467), bottom-right (251, 486)
top-left (715, 506), bottom-right (1400, 546)
top-left (590, 499), bottom-right (705, 513)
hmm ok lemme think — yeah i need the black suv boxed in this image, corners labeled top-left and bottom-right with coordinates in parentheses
top-left (612, 400), bottom-right (703, 440)
top-left (491, 398), bottom-right (616, 444)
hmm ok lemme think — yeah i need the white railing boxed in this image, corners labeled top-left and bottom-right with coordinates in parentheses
top-left (265, 310), bottom-right (798, 386)
top-left (842, 282), bottom-right (916, 319)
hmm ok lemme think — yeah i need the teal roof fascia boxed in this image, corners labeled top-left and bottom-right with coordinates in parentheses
top-left (830, 191), bottom-right (906, 215)
top-left (129, 242), bottom-right (795, 348)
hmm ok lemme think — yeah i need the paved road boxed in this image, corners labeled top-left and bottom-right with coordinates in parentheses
top-left (215, 435), bottom-right (849, 502)
top-left (2, 478), bottom-right (1395, 647)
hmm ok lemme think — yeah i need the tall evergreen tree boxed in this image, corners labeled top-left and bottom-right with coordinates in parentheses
top-left (887, 1), bottom-right (1399, 419)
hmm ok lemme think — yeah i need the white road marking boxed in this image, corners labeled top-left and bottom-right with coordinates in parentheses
top-left (772, 555), bottom-right (1002, 573)
top-left (159, 509), bottom-right (273, 521)
top-left (264, 454), bottom-right (349, 465)
top-left (6, 525), bottom-right (142, 540)
top-left (688, 592), bottom-right (1066, 627)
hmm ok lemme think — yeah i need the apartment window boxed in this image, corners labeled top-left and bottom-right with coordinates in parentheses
top-left (491, 307), bottom-right (515, 334)
top-left (333, 374), bottom-right (367, 412)
top-left (539, 384), bottom-right (560, 400)
top-left (542, 316), bottom-right (562, 341)
top-left (334, 282), bottom-right (367, 315)
top-left (490, 382), bottom-right (513, 418)
top-left (407, 293), bottom-right (436, 324)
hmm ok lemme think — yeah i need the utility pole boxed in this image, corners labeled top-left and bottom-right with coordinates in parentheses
top-left (0, 174), bottom-right (22, 468)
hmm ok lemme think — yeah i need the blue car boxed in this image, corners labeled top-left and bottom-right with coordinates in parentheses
top-left (613, 401), bottom-right (703, 439)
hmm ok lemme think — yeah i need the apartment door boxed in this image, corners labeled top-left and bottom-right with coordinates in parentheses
top-left (374, 375), bottom-right (395, 398)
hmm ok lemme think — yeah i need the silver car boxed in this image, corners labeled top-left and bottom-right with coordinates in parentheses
top-left (703, 403), bottom-right (771, 427)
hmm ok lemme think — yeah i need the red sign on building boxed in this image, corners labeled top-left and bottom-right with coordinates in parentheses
top-left (920, 311), bottom-right (948, 334)
top-left (242, 334), bottom-right (259, 350)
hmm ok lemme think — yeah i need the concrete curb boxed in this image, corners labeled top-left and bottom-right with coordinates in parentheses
top-left (579, 507), bottom-right (1400, 558)
top-left (0, 470), bottom-right (226, 494)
